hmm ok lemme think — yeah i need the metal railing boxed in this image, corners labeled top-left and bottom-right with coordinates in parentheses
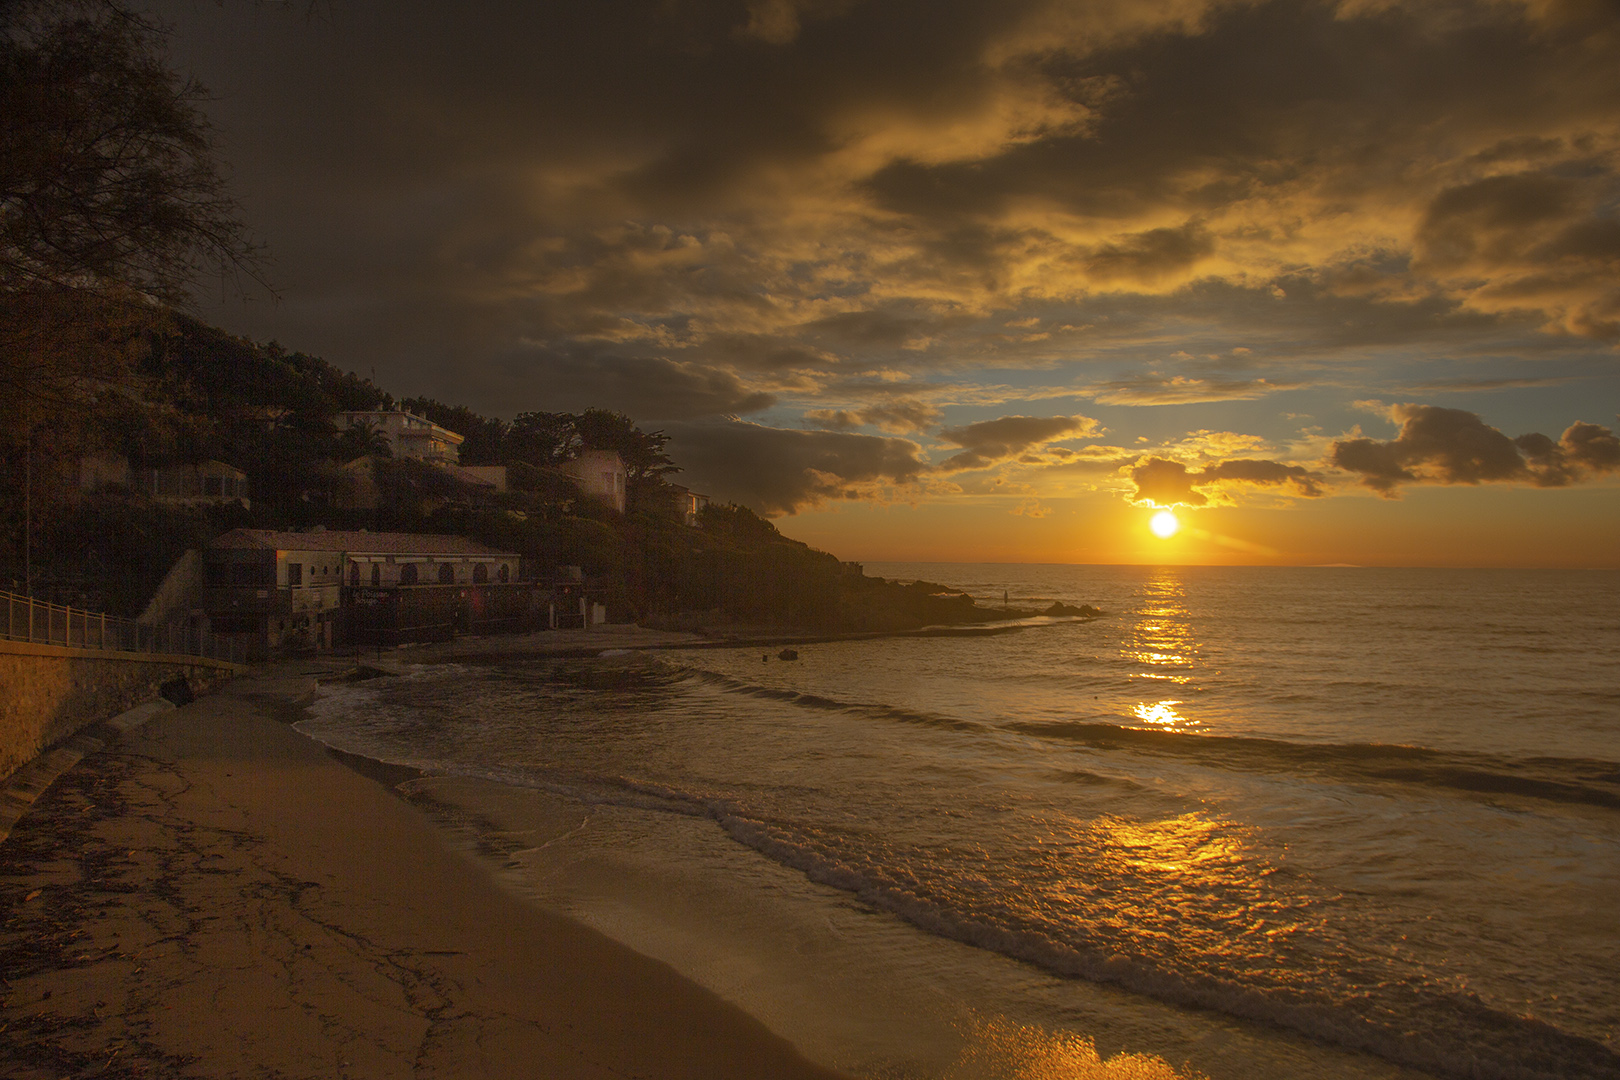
top-left (2, 590), bottom-right (247, 665)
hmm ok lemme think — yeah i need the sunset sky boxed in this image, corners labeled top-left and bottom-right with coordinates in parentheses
top-left (152, 0), bottom-right (1618, 566)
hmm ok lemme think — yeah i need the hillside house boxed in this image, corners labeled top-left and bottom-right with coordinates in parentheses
top-left (79, 456), bottom-right (249, 507)
top-left (667, 484), bottom-right (710, 527)
top-left (337, 407), bottom-right (465, 464)
top-left (561, 449), bottom-right (627, 513)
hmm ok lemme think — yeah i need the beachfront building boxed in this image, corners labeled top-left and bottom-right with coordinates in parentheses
top-left (203, 529), bottom-right (535, 658)
top-left (560, 450), bottom-right (627, 513)
top-left (336, 407), bottom-right (464, 464)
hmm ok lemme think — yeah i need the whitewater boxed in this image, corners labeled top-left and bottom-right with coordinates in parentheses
top-left (301, 565), bottom-right (1620, 1080)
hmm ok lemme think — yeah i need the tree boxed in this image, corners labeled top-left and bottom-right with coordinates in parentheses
top-left (334, 418), bottom-right (392, 463)
top-left (1, 0), bottom-right (262, 589)
top-left (506, 410), bottom-right (576, 467)
top-left (0, 0), bottom-right (259, 304)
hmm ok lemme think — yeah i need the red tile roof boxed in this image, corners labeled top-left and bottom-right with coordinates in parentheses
top-left (209, 529), bottom-right (515, 557)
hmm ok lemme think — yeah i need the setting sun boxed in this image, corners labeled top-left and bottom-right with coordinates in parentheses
top-left (1150, 510), bottom-right (1180, 538)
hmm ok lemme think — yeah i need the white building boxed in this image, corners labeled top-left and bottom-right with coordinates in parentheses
top-left (337, 407), bottom-right (464, 464)
top-left (561, 449), bottom-right (627, 513)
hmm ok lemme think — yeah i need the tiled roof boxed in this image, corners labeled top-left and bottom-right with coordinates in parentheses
top-left (209, 529), bottom-right (514, 557)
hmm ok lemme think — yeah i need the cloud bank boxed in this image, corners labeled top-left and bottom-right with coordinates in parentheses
top-left (665, 419), bottom-right (927, 514)
top-left (159, 0), bottom-right (1620, 524)
top-left (1331, 405), bottom-right (1620, 494)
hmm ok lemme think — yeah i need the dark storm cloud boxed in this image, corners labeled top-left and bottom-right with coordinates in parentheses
top-left (493, 350), bottom-right (776, 421)
top-left (936, 414), bottom-right (1099, 472)
top-left (803, 399), bottom-right (942, 433)
top-left (663, 419), bottom-right (927, 515)
top-left (1329, 405), bottom-right (1620, 494)
top-left (1081, 222), bottom-right (1215, 287)
top-left (1414, 167), bottom-right (1620, 337)
top-left (159, 0), bottom-right (1620, 501)
top-left (1128, 455), bottom-right (1324, 506)
top-left (799, 310), bottom-right (940, 349)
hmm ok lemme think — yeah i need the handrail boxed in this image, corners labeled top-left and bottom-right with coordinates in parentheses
top-left (1, 590), bottom-right (246, 665)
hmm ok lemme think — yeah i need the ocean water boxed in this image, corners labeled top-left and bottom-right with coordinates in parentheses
top-left (300, 565), bottom-right (1620, 1080)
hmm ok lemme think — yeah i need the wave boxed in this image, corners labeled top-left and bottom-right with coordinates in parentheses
top-left (1007, 720), bottom-right (1620, 811)
top-left (679, 665), bottom-right (1620, 811)
top-left (687, 668), bottom-right (990, 733)
top-left (396, 739), bottom-right (1620, 1080)
top-left (714, 813), bottom-right (1620, 1080)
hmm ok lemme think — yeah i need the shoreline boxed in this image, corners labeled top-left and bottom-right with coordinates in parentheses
top-left (364, 614), bottom-right (1098, 668)
top-left (0, 665), bottom-right (852, 1079)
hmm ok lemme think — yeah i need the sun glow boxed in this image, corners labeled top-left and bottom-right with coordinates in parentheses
top-left (1149, 510), bottom-right (1180, 538)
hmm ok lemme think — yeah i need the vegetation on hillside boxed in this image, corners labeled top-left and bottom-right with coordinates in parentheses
top-left (4, 310), bottom-right (1055, 632)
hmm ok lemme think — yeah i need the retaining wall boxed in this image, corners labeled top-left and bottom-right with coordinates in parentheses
top-left (0, 640), bottom-right (240, 781)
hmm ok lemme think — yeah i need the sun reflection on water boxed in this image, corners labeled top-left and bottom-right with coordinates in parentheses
top-left (951, 1014), bottom-right (1209, 1080)
top-left (1122, 571), bottom-right (1204, 729)
top-left (1130, 700), bottom-right (1196, 731)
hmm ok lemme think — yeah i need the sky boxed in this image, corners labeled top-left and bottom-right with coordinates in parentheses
top-left (151, 0), bottom-right (1618, 566)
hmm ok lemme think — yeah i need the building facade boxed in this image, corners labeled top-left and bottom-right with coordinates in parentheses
top-left (337, 408), bottom-right (465, 464)
top-left (203, 529), bottom-right (533, 658)
top-left (561, 449), bottom-right (627, 513)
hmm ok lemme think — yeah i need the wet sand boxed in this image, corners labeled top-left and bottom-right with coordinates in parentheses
top-left (0, 669), bottom-right (849, 1079)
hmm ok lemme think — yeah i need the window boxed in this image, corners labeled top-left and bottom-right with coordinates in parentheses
top-left (438, 562), bottom-right (455, 584)
top-left (203, 476), bottom-right (223, 497)
top-left (370, 564), bottom-right (381, 587)
top-left (473, 563), bottom-right (488, 584)
top-left (400, 563), bottom-right (418, 585)
top-left (498, 563), bottom-right (509, 583)
top-left (350, 563), bottom-right (360, 586)
top-left (287, 563), bottom-right (303, 586)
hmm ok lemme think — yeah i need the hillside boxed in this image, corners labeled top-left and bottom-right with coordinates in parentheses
top-left (6, 314), bottom-right (1087, 632)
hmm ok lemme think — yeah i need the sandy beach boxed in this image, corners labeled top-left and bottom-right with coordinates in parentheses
top-left (0, 663), bottom-right (849, 1080)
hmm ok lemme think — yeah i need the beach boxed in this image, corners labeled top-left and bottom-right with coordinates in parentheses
top-left (4, 565), bottom-right (1617, 1080)
top-left (0, 662), bottom-right (848, 1080)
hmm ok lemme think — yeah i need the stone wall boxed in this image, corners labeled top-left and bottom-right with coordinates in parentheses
top-left (0, 641), bottom-right (239, 781)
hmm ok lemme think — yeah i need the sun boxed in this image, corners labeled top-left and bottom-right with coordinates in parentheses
top-left (1149, 509), bottom-right (1180, 538)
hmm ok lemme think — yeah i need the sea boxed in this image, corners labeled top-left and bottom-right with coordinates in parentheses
top-left (299, 565), bottom-right (1620, 1080)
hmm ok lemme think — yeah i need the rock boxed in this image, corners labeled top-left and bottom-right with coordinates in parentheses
top-left (777, 648), bottom-right (799, 661)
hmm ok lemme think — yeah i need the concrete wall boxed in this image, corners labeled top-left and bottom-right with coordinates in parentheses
top-left (0, 640), bottom-right (240, 782)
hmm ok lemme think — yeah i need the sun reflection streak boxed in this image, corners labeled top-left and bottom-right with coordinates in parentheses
top-left (1121, 572), bottom-right (1203, 716)
top-left (952, 1014), bottom-right (1210, 1080)
top-left (1130, 700), bottom-right (1197, 731)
